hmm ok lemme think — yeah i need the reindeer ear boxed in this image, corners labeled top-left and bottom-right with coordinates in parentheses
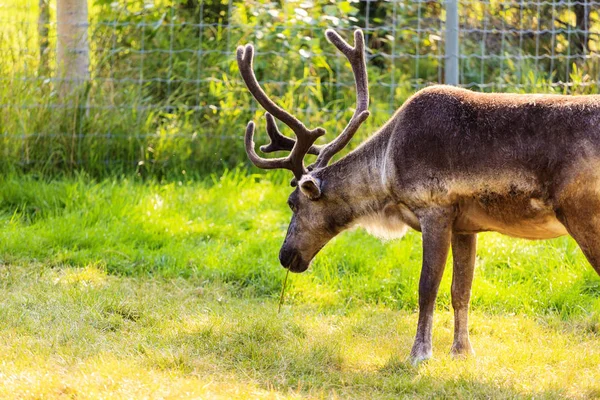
top-left (299, 176), bottom-right (321, 200)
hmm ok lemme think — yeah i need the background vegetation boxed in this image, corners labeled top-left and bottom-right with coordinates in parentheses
top-left (1, 0), bottom-right (600, 177)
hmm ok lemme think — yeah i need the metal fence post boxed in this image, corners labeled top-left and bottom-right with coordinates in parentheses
top-left (445, 0), bottom-right (459, 85)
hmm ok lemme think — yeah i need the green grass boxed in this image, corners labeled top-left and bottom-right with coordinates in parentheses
top-left (0, 172), bottom-right (599, 398)
top-left (0, 171), bottom-right (597, 316)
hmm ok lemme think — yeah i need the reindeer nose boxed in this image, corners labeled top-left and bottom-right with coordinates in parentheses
top-left (279, 247), bottom-right (296, 269)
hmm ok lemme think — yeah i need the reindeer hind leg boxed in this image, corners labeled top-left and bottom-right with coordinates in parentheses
top-left (557, 192), bottom-right (600, 276)
top-left (450, 233), bottom-right (476, 357)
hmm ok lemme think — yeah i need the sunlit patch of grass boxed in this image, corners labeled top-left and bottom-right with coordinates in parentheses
top-left (1, 264), bottom-right (600, 398)
top-left (53, 263), bottom-right (108, 287)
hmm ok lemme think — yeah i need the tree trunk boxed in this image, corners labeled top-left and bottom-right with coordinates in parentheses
top-left (37, 0), bottom-right (50, 76)
top-left (56, 0), bottom-right (89, 97)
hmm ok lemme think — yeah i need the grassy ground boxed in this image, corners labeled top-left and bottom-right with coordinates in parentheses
top-left (0, 172), bottom-right (600, 398)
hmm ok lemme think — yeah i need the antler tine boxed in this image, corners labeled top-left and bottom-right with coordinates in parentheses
top-left (311, 29), bottom-right (370, 170)
top-left (244, 121), bottom-right (291, 171)
top-left (236, 44), bottom-right (323, 137)
top-left (260, 113), bottom-right (321, 156)
top-left (244, 116), bottom-right (324, 179)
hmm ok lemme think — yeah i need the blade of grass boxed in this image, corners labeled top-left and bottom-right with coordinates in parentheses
top-left (278, 269), bottom-right (290, 314)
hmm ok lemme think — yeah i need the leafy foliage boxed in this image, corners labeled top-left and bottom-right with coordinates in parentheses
top-left (0, 0), bottom-right (599, 177)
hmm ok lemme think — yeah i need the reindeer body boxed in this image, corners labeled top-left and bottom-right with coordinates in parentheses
top-left (341, 85), bottom-right (600, 241)
top-left (237, 30), bottom-right (600, 364)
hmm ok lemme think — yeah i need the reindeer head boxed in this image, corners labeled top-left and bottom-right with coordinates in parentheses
top-left (237, 29), bottom-right (370, 272)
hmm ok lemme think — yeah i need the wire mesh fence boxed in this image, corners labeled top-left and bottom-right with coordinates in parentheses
top-left (0, 0), bottom-right (599, 176)
top-left (460, 0), bottom-right (600, 90)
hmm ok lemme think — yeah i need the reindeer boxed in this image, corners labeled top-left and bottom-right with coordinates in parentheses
top-left (236, 28), bottom-right (600, 364)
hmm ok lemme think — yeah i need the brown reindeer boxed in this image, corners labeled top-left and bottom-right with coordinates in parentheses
top-left (236, 28), bottom-right (600, 364)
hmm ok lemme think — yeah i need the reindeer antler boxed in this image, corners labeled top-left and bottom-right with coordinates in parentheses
top-left (312, 29), bottom-right (370, 170)
top-left (237, 29), bottom-right (370, 180)
top-left (237, 44), bottom-right (325, 180)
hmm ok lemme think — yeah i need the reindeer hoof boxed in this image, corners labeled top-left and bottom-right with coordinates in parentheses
top-left (410, 353), bottom-right (431, 366)
top-left (409, 343), bottom-right (432, 365)
top-left (450, 341), bottom-right (475, 358)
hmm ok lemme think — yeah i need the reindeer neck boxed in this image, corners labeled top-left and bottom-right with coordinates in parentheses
top-left (317, 128), bottom-right (393, 217)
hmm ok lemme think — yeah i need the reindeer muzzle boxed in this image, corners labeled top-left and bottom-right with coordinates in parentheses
top-left (279, 248), bottom-right (309, 273)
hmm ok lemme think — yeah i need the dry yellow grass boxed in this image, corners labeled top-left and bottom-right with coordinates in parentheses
top-left (0, 263), bottom-right (599, 399)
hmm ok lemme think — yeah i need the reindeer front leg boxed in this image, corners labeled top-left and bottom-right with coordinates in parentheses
top-left (410, 208), bottom-right (453, 364)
